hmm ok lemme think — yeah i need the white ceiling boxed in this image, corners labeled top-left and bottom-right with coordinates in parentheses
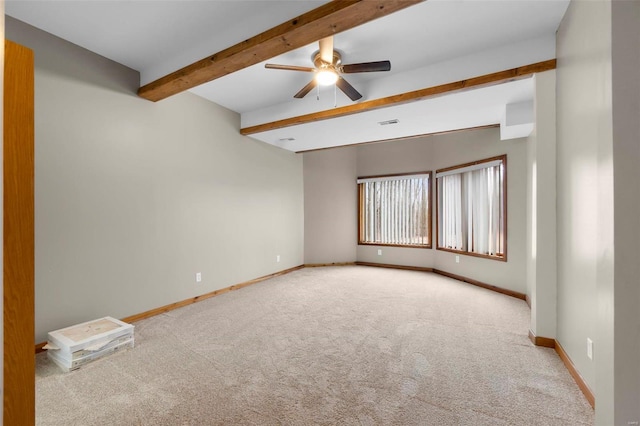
top-left (5, 0), bottom-right (570, 152)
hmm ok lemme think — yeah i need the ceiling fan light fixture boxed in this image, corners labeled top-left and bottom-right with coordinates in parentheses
top-left (315, 69), bottom-right (338, 86)
top-left (265, 36), bottom-right (389, 101)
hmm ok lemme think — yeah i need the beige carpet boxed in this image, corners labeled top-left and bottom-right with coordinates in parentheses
top-left (36, 266), bottom-right (594, 425)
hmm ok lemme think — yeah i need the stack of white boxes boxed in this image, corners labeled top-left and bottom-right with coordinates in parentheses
top-left (46, 316), bottom-right (134, 372)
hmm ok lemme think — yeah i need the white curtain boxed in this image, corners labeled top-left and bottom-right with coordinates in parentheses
top-left (361, 176), bottom-right (429, 246)
top-left (438, 163), bottom-right (504, 256)
top-left (439, 174), bottom-right (464, 250)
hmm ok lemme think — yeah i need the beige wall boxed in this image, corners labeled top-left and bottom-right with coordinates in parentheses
top-left (303, 146), bottom-right (357, 264)
top-left (611, 0), bottom-right (640, 422)
top-left (557, 2), bottom-right (640, 422)
top-left (304, 128), bottom-right (528, 294)
top-left (355, 138), bottom-right (435, 268)
top-left (527, 71), bottom-right (557, 340)
top-left (556, 0), bottom-right (612, 413)
top-left (431, 129), bottom-right (527, 294)
top-left (6, 17), bottom-right (304, 343)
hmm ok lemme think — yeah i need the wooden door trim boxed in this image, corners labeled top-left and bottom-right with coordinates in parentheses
top-left (4, 39), bottom-right (35, 425)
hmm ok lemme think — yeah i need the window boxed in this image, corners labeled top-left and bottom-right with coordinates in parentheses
top-left (436, 155), bottom-right (506, 260)
top-left (358, 172), bottom-right (431, 248)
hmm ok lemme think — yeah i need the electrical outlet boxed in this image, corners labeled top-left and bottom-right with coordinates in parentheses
top-left (455, 255), bottom-right (460, 263)
top-left (276, 255), bottom-right (280, 263)
top-left (587, 338), bottom-right (593, 360)
top-left (196, 272), bottom-right (202, 283)
top-left (377, 249), bottom-right (382, 256)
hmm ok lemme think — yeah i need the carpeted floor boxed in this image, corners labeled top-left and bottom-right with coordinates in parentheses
top-left (36, 266), bottom-right (594, 425)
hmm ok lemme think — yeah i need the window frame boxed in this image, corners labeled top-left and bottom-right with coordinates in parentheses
top-left (357, 171), bottom-right (432, 249)
top-left (435, 155), bottom-right (507, 261)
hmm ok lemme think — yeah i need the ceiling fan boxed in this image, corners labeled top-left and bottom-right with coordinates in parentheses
top-left (265, 36), bottom-right (391, 101)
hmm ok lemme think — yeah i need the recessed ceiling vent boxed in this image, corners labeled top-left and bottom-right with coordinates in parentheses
top-left (278, 137), bottom-right (296, 142)
top-left (378, 119), bottom-right (399, 126)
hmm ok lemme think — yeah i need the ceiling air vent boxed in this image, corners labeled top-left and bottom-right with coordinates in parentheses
top-left (378, 119), bottom-right (399, 126)
top-left (278, 137), bottom-right (295, 142)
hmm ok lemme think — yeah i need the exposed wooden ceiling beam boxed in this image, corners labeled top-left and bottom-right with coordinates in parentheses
top-left (138, 0), bottom-right (424, 102)
top-left (240, 59), bottom-right (556, 135)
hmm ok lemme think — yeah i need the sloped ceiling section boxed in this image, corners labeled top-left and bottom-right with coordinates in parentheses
top-left (197, 0), bottom-right (567, 152)
top-left (247, 78), bottom-right (536, 152)
top-left (5, 0), bottom-right (570, 151)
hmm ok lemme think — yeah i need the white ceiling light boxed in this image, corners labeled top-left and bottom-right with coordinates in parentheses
top-left (315, 69), bottom-right (338, 86)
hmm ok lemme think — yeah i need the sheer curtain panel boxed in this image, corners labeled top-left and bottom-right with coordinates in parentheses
top-left (436, 156), bottom-right (505, 259)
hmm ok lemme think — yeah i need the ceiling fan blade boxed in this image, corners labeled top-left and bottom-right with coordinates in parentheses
top-left (265, 64), bottom-right (316, 72)
top-left (336, 76), bottom-right (362, 101)
top-left (294, 79), bottom-right (318, 99)
top-left (319, 36), bottom-right (334, 64)
top-left (341, 61), bottom-right (391, 73)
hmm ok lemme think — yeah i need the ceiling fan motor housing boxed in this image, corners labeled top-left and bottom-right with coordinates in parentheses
top-left (313, 50), bottom-right (342, 70)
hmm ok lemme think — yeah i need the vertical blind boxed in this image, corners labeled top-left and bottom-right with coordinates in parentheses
top-left (359, 174), bottom-right (430, 246)
top-left (437, 160), bottom-right (504, 256)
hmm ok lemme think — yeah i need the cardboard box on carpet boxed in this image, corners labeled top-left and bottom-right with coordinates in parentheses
top-left (45, 316), bottom-right (134, 371)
